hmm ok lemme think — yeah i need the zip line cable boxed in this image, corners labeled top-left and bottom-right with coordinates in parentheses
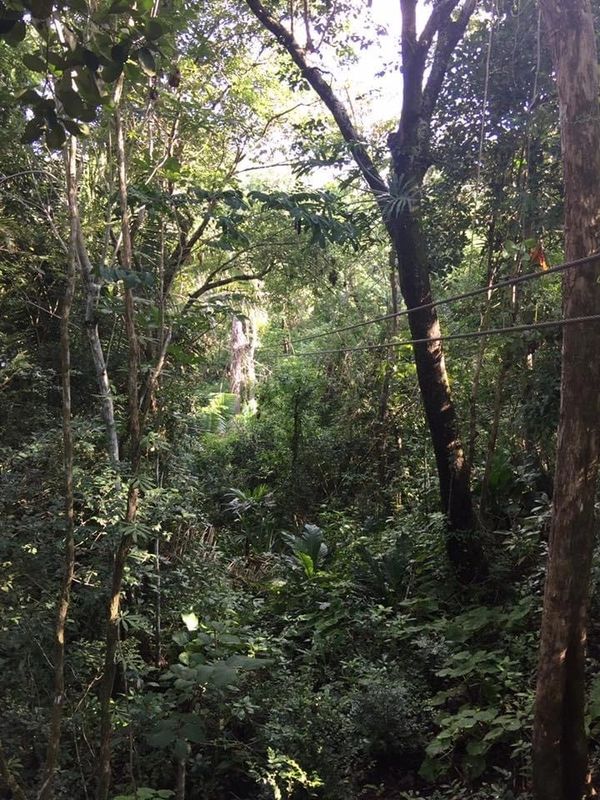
top-left (285, 313), bottom-right (600, 358)
top-left (285, 251), bottom-right (600, 347)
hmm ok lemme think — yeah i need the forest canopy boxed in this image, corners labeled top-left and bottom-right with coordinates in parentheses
top-left (1, 1), bottom-right (600, 799)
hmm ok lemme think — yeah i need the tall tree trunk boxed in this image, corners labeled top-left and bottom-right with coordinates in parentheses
top-left (229, 316), bottom-right (247, 413)
top-left (37, 137), bottom-right (78, 800)
top-left (75, 232), bottom-right (120, 465)
top-left (244, 0), bottom-right (478, 545)
top-left (96, 86), bottom-right (141, 800)
top-left (389, 217), bottom-right (473, 531)
top-left (532, 1), bottom-right (600, 798)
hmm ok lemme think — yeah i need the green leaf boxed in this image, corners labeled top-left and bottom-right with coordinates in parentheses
top-left (46, 123), bottom-right (67, 149)
top-left (23, 54), bottom-right (48, 73)
top-left (30, 0), bottom-right (53, 19)
top-left (64, 0), bottom-right (89, 10)
top-left (83, 49), bottom-right (101, 71)
top-left (78, 105), bottom-right (97, 122)
top-left (101, 61), bottom-right (123, 83)
top-left (75, 70), bottom-right (102, 105)
top-left (147, 728), bottom-right (176, 748)
top-left (226, 655), bottom-right (274, 671)
top-left (162, 156), bottom-right (180, 175)
top-left (181, 611), bottom-right (199, 631)
top-left (63, 119), bottom-right (90, 136)
top-left (209, 664), bottom-right (238, 688)
top-left (21, 117), bottom-right (45, 144)
top-left (0, 18), bottom-right (18, 37)
top-left (111, 41), bottom-right (130, 63)
top-left (137, 47), bottom-right (156, 76)
top-left (17, 88), bottom-right (42, 105)
top-left (57, 88), bottom-right (85, 118)
top-left (145, 18), bottom-right (164, 40)
top-left (107, 0), bottom-right (133, 12)
top-left (466, 739), bottom-right (489, 756)
top-left (3, 19), bottom-right (26, 44)
top-left (180, 720), bottom-right (205, 744)
top-left (173, 738), bottom-right (189, 760)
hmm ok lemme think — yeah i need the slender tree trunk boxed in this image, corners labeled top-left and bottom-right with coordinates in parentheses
top-left (229, 316), bottom-right (247, 413)
top-left (479, 358), bottom-right (508, 515)
top-left (532, 1), bottom-right (600, 798)
top-left (175, 758), bottom-right (186, 800)
top-left (468, 215), bottom-right (500, 470)
top-left (75, 232), bottom-right (120, 465)
top-left (377, 251), bottom-right (400, 490)
top-left (96, 87), bottom-right (141, 800)
top-left (37, 138), bottom-right (78, 800)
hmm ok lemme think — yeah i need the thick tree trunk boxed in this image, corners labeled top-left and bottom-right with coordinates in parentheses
top-left (244, 0), bottom-right (478, 549)
top-left (389, 216), bottom-right (473, 532)
top-left (532, 1), bottom-right (600, 798)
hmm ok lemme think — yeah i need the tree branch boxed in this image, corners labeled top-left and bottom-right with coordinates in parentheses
top-left (422, 0), bottom-right (478, 122)
top-left (182, 267), bottom-right (271, 315)
top-left (418, 0), bottom-right (462, 50)
top-left (244, 0), bottom-right (388, 196)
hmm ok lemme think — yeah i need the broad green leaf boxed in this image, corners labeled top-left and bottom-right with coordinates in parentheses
top-left (181, 611), bottom-right (199, 631)
top-left (137, 47), bottom-right (156, 76)
top-left (3, 19), bottom-right (25, 44)
top-left (21, 117), bottom-right (45, 144)
top-left (173, 738), bottom-right (189, 760)
top-left (145, 18), bottom-right (164, 40)
top-left (23, 54), bottom-right (48, 73)
top-left (102, 61), bottom-right (123, 83)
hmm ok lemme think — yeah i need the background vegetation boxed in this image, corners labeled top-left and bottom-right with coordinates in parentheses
top-left (0, 0), bottom-right (597, 798)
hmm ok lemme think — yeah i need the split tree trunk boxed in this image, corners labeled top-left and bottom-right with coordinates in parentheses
top-left (244, 0), bottom-right (477, 546)
top-left (532, 1), bottom-right (600, 798)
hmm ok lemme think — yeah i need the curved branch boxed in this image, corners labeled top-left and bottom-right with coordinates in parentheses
top-left (244, 0), bottom-right (388, 196)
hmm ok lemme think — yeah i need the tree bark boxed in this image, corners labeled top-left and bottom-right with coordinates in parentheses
top-left (75, 230), bottom-right (120, 466)
top-left (229, 316), bottom-right (248, 413)
top-left (244, 0), bottom-right (478, 541)
top-left (532, 1), bottom-right (600, 798)
top-left (96, 86), bottom-right (142, 800)
top-left (37, 137), bottom-right (78, 800)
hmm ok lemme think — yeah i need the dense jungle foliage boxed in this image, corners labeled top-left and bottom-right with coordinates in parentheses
top-left (1, 0), bottom-right (600, 798)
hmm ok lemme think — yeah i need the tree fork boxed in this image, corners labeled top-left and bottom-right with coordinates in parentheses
top-left (244, 0), bottom-right (479, 551)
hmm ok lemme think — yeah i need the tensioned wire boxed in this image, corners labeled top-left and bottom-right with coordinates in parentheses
top-left (282, 314), bottom-right (600, 357)
top-left (255, 252), bottom-right (600, 358)
top-left (286, 252), bottom-right (600, 347)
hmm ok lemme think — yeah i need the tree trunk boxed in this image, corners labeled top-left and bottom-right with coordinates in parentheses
top-left (75, 232), bottom-right (120, 466)
top-left (532, 1), bottom-right (600, 798)
top-left (37, 137), bottom-right (78, 800)
top-left (229, 316), bottom-right (247, 413)
top-left (244, 0), bottom-right (478, 549)
top-left (389, 216), bottom-right (473, 532)
top-left (96, 85), bottom-right (142, 800)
